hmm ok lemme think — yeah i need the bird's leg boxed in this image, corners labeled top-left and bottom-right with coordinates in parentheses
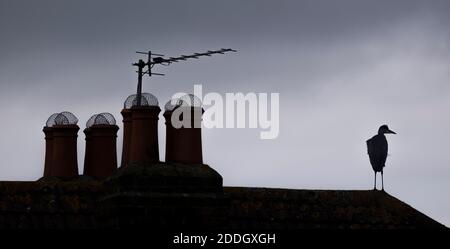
top-left (374, 172), bottom-right (377, 190)
top-left (381, 170), bottom-right (384, 191)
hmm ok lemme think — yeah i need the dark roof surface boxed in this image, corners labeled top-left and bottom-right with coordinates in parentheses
top-left (0, 165), bottom-right (446, 229)
top-left (224, 187), bottom-right (446, 229)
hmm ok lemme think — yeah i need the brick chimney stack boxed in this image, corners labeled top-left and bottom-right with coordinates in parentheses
top-left (43, 111), bottom-right (80, 178)
top-left (83, 113), bottom-right (119, 179)
top-left (124, 93), bottom-right (161, 164)
top-left (164, 94), bottom-right (204, 164)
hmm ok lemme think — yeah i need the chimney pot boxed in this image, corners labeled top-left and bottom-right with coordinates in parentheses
top-left (164, 94), bottom-right (204, 164)
top-left (43, 112), bottom-right (79, 179)
top-left (123, 93), bottom-right (161, 164)
top-left (83, 113), bottom-right (119, 179)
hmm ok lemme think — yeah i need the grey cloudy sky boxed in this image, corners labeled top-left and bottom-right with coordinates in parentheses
top-left (1, 0), bottom-right (449, 226)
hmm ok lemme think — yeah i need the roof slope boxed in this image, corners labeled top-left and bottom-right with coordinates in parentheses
top-left (225, 187), bottom-right (446, 229)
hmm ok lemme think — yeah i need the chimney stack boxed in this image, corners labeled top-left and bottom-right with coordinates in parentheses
top-left (164, 94), bottom-right (204, 164)
top-left (43, 111), bottom-right (80, 178)
top-left (83, 113), bottom-right (119, 179)
top-left (126, 93), bottom-right (161, 164)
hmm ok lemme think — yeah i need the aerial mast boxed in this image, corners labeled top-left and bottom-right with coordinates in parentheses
top-left (132, 48), bottom-right (237, 107)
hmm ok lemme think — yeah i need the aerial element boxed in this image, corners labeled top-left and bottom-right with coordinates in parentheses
top-left (366, 125), bottom-right (396, 191)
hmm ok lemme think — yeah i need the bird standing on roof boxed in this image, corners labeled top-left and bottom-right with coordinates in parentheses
top-left (366, 125), bottom-right (396, 191)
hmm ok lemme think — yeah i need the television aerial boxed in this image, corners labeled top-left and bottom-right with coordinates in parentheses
top-left (132, 48), bottom-right (237, 106)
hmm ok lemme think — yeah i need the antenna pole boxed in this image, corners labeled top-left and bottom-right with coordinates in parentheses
top-left (134, 59), bottom-right (146, 107)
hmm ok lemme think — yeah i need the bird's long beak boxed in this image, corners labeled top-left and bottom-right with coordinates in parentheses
top-left (386, 129), bottom-right (396, 134)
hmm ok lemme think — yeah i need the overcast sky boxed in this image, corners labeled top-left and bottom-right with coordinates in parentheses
top-left (1, 0), bottom-right (449, 226)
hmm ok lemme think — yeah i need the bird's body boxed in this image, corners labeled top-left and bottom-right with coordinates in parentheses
top-left (366, 134), bottom-right (388, 172)
top-left (366, 125), bottom-right (396, 190)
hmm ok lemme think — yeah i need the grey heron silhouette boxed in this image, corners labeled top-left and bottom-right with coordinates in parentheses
top-left (366, 125), bottom-right (396, 191)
